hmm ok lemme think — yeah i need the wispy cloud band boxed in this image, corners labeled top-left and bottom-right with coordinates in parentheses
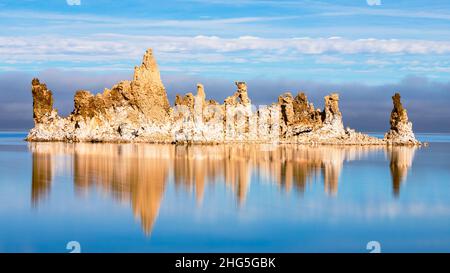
top-left (2, 35), bottom-right (450, 65)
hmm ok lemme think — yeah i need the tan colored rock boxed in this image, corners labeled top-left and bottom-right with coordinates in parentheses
top-left (197, 83), bottom-right (206, 103)
top-left (224, 81), bottom-right (251, 106)
top-left (27, 49), bottom-right (175, 142)
top-left (388, 146), bottom-right (417, 196)
top-left (130, 49), bottom-right (170, 123)
top-left (27, 48), bottom-right (421, 146)
top-left (292, 93), bottom-right (321, 125)
top-left (31, 78), bottom-right (54, 124)
top-left (175, 92), bottom-right (195, 108)
top-left (278, 92), bottom-right (323, 136)
top-left (73, 90), bottom-right (96, 118)
top-left (384, 93), bottom-right (420, 145)
top-left (278, 92), bottom-right (295, 126)
top-left (235, 81), bottom-right (251, 105)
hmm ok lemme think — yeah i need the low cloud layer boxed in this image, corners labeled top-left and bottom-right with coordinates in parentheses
top-left (2, 35), bottom-right (450, 64)
top-left (1, 70), bottom-right (448, 132)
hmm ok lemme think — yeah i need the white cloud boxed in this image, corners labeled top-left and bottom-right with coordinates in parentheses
top-left (366, 0), bottom-right (381, 6)
top-left (366, 59), bottom-right (391, 66)
top-left (2, 35), bottom-right (450, 65)
top-left (316, 55), bottom-right (355, 65)
top-left (66, 0), bottom-right (81, 6)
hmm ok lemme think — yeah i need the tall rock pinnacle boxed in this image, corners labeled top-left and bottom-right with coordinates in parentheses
top-left (131, 49), bottom-right (170, 122)
top-left (384, 93), bottom-right (419, 145)
top-left (31, 78), bottom-right (54, 124)
top-left (322, 93), bottom-right (344, 134)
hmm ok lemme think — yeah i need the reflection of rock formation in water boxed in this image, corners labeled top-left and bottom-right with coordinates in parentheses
top-left (252, 145), bottom-right (383, 196)
top-left (388, 146), bottom-right (417, 197)
top-left (72, 144), bottom-right (171, 235)
top-left (31, 151), bottom-right (52, 206)
top-left (171, 145), bottom-right (382, 200)
top-left (173, 145), bottom-right (252, 204)
top-left (29, 143), bottom-right (170, 235)
top-left (30, 143), bottom-right (406, 235)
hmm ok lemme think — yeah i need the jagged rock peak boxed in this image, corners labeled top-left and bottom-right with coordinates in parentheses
top-left (278, 92), bottom-right (323, 135)
top-left (175, 93), bottom-right (195, 108)
top-left (235, 82), bottom-right (250, 104)
top-left (174, 84), bottom-right (203, 108)
top-left (130, 48), bottom-right (171, 122)
top-left (132, 49), bottom-right (166, 89)
top-left (31, 78), bottom-right (54, 124)
top-left (235, 81), bottom-right (247, 91)
top-left (224, 81), bottom-right (251, 106)
top-left (138, 48), bottom-right (159, 74)
top-left (384, 93), bottom-right (420, 145)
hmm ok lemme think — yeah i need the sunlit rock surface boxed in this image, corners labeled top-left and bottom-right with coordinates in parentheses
top-left (384, 93), bottom-right (420, 145)
top-left (27, 49), bottom-right (420, 145)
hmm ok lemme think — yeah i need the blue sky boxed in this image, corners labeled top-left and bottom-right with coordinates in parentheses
top-left (2, 0), bottom-right (450, 82)
top-left (0, 0), bottom-right (450, 131)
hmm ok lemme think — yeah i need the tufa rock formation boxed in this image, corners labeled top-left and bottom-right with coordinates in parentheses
top-left (278, 92), bottom-right (322, 136)
top-left (322, 93), bottom-right (344, 134)
top-left (131, 48), bottom-right (171, 121)
top-left (384, 93), bottom-right (420, 145)
top-left (27, 48), bottom-right (420, 145)
top-left (31, 79), bottom-right (55, 124)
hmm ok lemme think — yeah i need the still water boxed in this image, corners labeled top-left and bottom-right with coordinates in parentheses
top-left (1, 132), bottom-right (450, 253)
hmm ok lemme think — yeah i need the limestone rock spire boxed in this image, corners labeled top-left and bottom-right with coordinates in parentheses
top-left (197, 83), bottom-right (205, 102)
top-left (131, 48), bottom-right (170, 122)
top-left (321, 93), bottom-right (344, 134)
top-left (31, 78), bottom-right (55, 124)
top-left (384, 93), bottom-right (420, 145)
top-left (235, 81), bottom-right (251, 106)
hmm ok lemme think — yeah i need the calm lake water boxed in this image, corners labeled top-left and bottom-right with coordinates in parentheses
top-left (1, 132), bottom-right (450, 253)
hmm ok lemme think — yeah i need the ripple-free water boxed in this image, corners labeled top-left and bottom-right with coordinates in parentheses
top-left (1, 132), bottom-right (450, 252)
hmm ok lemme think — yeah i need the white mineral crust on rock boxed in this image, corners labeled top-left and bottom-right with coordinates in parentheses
top-left (27, 49), bottom-right (421, 146)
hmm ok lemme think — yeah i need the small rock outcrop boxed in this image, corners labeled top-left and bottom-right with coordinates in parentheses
top-left (224, 81), bottom-right (251, 106)
top-left (384, 93), bottom-right (420, 145)
top-left (27, 48), bottom-right (421, 146)
top-left (278, 92), bottom-right (322, 136)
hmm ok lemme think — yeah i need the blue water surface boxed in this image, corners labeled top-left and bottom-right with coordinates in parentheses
top-left (0, 132), bottom-right (450, 253)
